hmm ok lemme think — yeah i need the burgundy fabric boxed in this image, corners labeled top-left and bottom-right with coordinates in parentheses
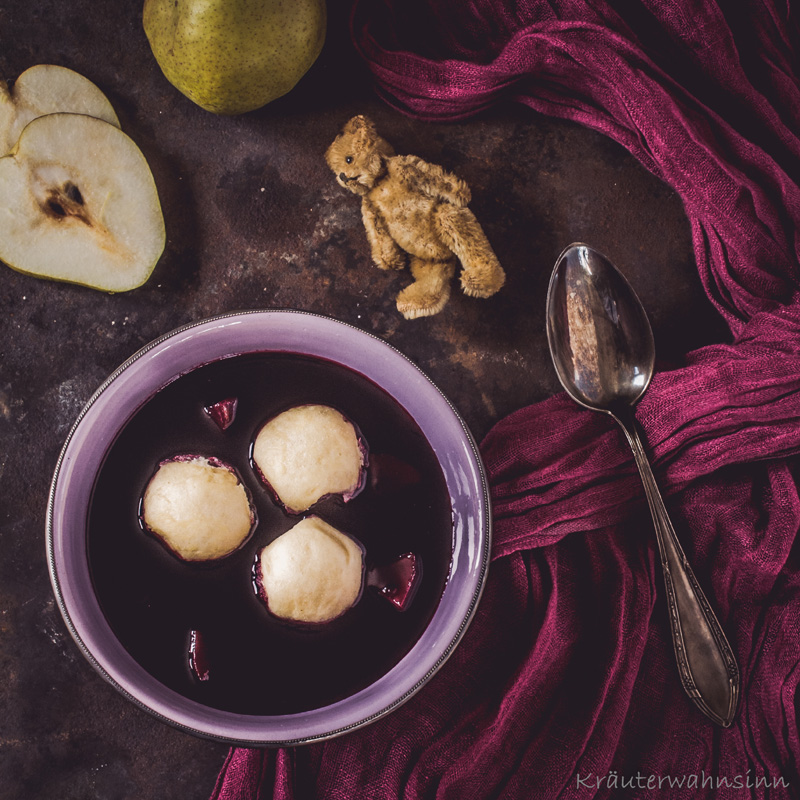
top-left (212, 1), bottom-right (800, 797)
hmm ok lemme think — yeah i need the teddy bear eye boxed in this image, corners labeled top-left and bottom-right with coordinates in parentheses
top-left (345, 156), bottom-right (353, 164)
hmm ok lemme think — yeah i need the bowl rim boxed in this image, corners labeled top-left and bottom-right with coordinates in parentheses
top-left (46, 310), bottom-right (491, 746)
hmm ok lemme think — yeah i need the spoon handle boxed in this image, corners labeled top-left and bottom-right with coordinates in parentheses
top-left (614, 407), bottom-right (740, 728)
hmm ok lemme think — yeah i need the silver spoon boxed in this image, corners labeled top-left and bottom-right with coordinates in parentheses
top-left (545, 242), bottom-right (739, 728)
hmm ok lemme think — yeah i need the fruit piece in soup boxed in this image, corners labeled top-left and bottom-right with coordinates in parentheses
top-left (204, 397), bottom-right (238, 430)
top-left (367, 553), bottom-right (421, 611)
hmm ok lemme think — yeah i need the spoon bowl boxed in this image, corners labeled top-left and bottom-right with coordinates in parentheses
top-left (546, 243), bottom-right (739, 728)
top-left (546, 244), bottom-right (654, 410)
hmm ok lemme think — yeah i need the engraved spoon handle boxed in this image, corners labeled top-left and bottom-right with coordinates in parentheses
top-left (614, 406), bottom-right (740, 727)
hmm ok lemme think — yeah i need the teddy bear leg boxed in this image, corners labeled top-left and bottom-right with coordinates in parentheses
top-left (434, 204), bottom-right (505, 298)
top-left (396, 258), bottom-right (456, 319)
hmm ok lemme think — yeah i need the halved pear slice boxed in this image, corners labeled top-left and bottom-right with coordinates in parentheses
top-left (0, 64), bottom-right (119, 155)
top-left (0, 113), bottom-right (165, 292)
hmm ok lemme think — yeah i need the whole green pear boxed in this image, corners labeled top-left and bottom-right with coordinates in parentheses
top-left (143, 0), bottom-right (326, 115)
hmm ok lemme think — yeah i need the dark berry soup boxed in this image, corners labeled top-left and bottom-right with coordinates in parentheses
top-left (87, 353), bottom-right (453, 715)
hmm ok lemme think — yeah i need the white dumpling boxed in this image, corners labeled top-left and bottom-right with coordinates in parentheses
top-left (252, 404), bottom-right (365, 513)
top-left (142, 456), bottom-right (254, 561)
top-left (256, 517), bottom-right (364, 623)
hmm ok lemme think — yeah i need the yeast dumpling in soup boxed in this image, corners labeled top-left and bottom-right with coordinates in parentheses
top-left (255, 517), bottom-right (365, 623)
top-left (141, 456), bottom-right (254, 561)
top-left (251, 404), bottom-right (366, 513)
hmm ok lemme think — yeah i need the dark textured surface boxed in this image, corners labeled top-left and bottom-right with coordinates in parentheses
top-left (0, 1), bottom-right (728, 798)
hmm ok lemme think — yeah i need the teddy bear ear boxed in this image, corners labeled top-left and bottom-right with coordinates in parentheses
top-left (344, 115), bottom-right (377, 135)
top-left (376, 138), bottom-right (395, 159)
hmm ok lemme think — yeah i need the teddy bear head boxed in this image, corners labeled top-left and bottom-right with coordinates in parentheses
top-left (325, 115), bottom-right (395, 196)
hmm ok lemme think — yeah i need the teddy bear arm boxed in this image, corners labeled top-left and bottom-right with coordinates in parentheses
top-left (361, 199), bottom-right (406, 271)
top-left (397, 156), bottom-right (471, 208)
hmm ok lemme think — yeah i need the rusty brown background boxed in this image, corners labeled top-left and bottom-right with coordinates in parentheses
top-left (0, 0), bottom-right (728, 797)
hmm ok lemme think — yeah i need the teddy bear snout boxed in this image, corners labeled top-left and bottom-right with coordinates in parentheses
top-left (339, 172), bottom-right (361, 188)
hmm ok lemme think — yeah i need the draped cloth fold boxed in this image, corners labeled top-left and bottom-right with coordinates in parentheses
top-left (213, 1), bottom-right (800, 796)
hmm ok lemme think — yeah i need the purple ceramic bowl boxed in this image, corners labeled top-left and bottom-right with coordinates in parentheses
top-left (47, 311), bottom-right (491, 745)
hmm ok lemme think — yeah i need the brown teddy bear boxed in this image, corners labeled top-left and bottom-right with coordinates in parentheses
top-left (325, 115), bottom-right (505, 319)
